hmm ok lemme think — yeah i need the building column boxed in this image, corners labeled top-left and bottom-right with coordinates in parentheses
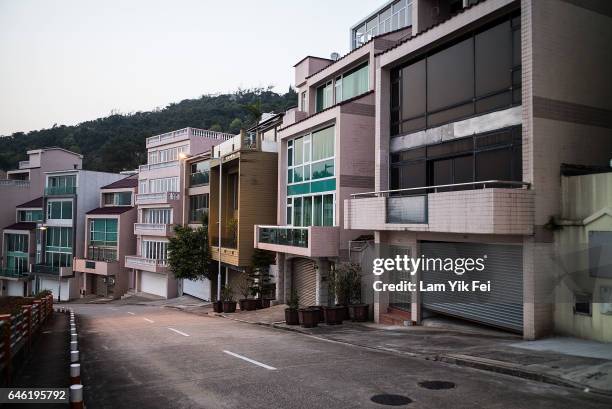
top-left (275, 253), bottom-right (285, 303)
top-left (373, 232), bottom-right (389, 323)
top-left (283, 256), bottom-right (292, 304)
top-left (315, 258), bottom-right (330, 306)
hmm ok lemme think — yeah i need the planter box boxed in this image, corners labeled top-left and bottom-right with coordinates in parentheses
top-left (299, 308), bottom-right (318, 328)
top-left (285, 308), bottom-right (299, 325)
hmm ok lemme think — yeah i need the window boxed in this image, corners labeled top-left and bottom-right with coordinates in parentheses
top-left (148, 145), bottom-right (188, 164)
top-left (5, 233), bottom-right (29, 272)
top-left (390, 127), bottom-right (522, 191)
top-left (143, 208), bottom-right (172, 224)
top-left (352, 0), bottom-right (413, 49)
top-left (336, 63), bottom-right (369, 103)
top-left (18, 209), bottom-right (43, 222)
top-left (45, 227), bottom-right (73, 268)
top-left (316, 82), bottom-right (333, 112)
top-left (288, 126), bottom-right (335, 186)
top-left (230, 173), bottom-right (239, 210)
top-left (391, 14), bottom-right (521, 136)
top-left (47, 200), bottom-right (72, 220)
top-left (89, 219), bottom-right (118, 247)
top-left (141, 240), bottom-right (168, 261)
top-left (190, 161), bottom-right (210, 186)
top-left (301, 92), bottom-right (307, 111)
top-left (149, 177), bottom-right (178, 193)
top-left (189, 194), bottom-right (208, 223)
top-left (287, 193), bottom-right (335, 227)
top-left (103, 192), bottom-right (132, 206)
top-left (47, 174), bottom-right (76, 189)
top-left (574, 293), bottom-right (592, 315)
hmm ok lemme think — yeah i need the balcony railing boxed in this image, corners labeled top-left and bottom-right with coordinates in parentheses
top-left (0, 180), bottom-right (30, 188)
top-left (87, 246), bottom-right (118, 262)
top-left (135, 192), bottom-right (180, 205)
top-left (134, 223), bottom-right (173, 236)
top-left (258, 226), bottom-right (308, 248)
top-left (138, 160), bottom-right (179, 172)
top-left (45, 186), bottom-right (77, 196)
top-left (18, 161), bottom-right (30, 169)
top-left (145, 128), bottom-right (234, 148)
top-left (210, 237), bottom-right (238, 249)
top-left (189, 209), bottom-right (208, 224)
top-left (0, 269), bottom-right (30, 279)
top-left (125, 256), bottom-right (167, 267)
top-left (190, 171), bottom-right (209, 186)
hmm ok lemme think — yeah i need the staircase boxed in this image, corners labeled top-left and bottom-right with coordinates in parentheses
top-left (379, 307), bottom-right (413, 326)
top-left (120, 289), bottom-right (136, 300)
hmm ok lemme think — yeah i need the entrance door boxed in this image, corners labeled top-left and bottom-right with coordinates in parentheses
top-left (292, 258), bottom-right (317, 307)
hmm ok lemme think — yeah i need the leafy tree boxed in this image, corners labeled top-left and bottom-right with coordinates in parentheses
top-left (228, 118), bottom-right (243, 134)
top-left (168, 221), bottom-right (211, 282)
top-left (249, 249), bottom-right (276, 299)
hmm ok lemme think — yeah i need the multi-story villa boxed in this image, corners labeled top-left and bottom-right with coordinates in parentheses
top-left (73, 175), bottom-right (138, 299)
top-left (31, 169), bottom-right (124, 300)
top-left (0, 197), bottom-right (43, 296)
top-left (210, 116), bottom-right (282, 301)
top-left (253, 9), bottom-right (413, 307)
top-left (126, 128), bottom-right (232, 298)
top-left (343, 0), bottom-right (612, 338)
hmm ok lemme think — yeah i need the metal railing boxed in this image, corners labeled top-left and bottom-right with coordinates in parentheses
top-left (134, 223), bottom-right (171, 234)
top-left (135, 192), bottom-right (180, 204)
top-left (32, 264), bottom-right (59, 274)
top-left (18, 161), bottom-right (30, 169)
top-left (0, 180), bottom-right (30, 188)
top-left (210, 237), bottom-right (238, 249)
top-left (125, 256), bottom-right (168, 267)
top-left (257, 226), bottom-right (309, 248)
top-left (351, 180), bottom-right (531, 198)
top-left (45, 185), bottom-right (77, 196)
top-left (86, 246), bottom-right (118, 262)
top-left (190, 171), bottom-right (209, 186)
top-left (0, 269), bottom-right (30, 279)
top-left (146, 128), bottom-right (234, 146)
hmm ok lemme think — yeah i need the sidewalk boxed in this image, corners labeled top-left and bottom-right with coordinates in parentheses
top-left (5, 312), bottom-right (69, 409)
top-left (199, 304), bottom-right (612, 396)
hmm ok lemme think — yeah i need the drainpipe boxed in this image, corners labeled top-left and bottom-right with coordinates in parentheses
top-left (217, 156), bottom-right (222, 301)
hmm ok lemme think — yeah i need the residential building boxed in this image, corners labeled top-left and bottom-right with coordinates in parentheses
top-left (553, 166), bottom-right (612, 343)
top-left (73, 175), bottom-right (138, 299)
top-left (179, 151), bottom-right (212, 300)
top-left (126, 127), bottom-right (232, 299)
top-left (343, 0), bottom-right (612, 338)
top-left (210, 116), bottom-right (282, 301)
top-left (0, 148), bottom-right (83, 251)
top-left (0, 197), bottom-right (43, 296)
top-left (31, 169), bottom-right (125, 300)
top-left (253, 11), bottom-right (413, 307)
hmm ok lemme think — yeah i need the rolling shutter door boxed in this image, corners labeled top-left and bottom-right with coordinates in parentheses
top-left (293, 258), bottom-right (317, 307)
top-left (183, 278), bottom-right (211, 300)
top-left (421, 242), bottom-right (523, 333)
top-left (141, 271), bottom-right (167, 298)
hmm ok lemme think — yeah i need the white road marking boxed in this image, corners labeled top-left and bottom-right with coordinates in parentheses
top-left (102, 345), bottom-right (110, 350)
top-left (167, 327), bottom-right (190, 337)
top-left (110, 307), bottom-right (118, 311)
top-left (127, 312), bottom-right (135, 315)
top-left (223, 350), bottom-right (277, 370)
top-left (143, 318), bottom-right (154, 323)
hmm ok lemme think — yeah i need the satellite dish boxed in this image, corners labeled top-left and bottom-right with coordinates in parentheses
top-left (330, 52), bottom-right (340, 61)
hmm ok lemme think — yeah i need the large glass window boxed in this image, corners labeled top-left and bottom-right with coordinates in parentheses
top-left (149, 177), bottom-right (179, 193)
top-left (316, 82), bottom-right (333, 112)
top-left (391, 14), bottom-right (521, 136)
top-left (103, 192), bottom-right (132, 206)
top-left (190, 161), bottom-right (210, 186)
top-left (47, 174), bottom-right (76, 189)
top-left (148, 145), bottom-right (188, 165)
top-left (47, 200), bottom-right (73, 220)
top-left (141, 240), bottom-right (168, 261)
top-left (89, 219), bottom-right (118, 247)
top-left (45, 227), bottom-right (73, 268)
top-left (288, 126), bottom-right (335, 186)
top-left (335, 63), bottom-right (369, 103)
top-left (352, 0), bottom-right (413, 49)
top-left (287, 194), bottom-right (335, 227)
top-left (18, 209), bottom-right (43, 222)
top-left (5, 234), bottom-right (29, 272)
top-left (189, 194), bottom-right (208, 223)
top-left (142, 208), bottom-right (172, 224)
top-left (390, 127), bottom-right (522, 191)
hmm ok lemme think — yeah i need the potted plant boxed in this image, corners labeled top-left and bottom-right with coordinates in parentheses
top-left (299, 307), bottom-right (319, 328)
top-left (307, 305), bottom-right (324, 323)
top-left (323, 264), bottom-right (344, 325)
top-left (343, 262), bottom-right (369, 322)
top-left (250, 249), bottom-right (276, 308)
top-left (238, 273), bottom-right (257, 311)
top-left (212, 293), bottom-right (222, 313)
top-left (221, 285), bottom-right (237, 313)
top-left (285, 289), bottom-right (300, 325)
top-left (227, 217), bottom-right (239, 248)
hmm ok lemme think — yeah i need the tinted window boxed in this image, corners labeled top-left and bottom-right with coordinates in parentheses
top-left (401, 60), bottom-right (426, 120)
top-left (475, 21), bottom-right (511, 97)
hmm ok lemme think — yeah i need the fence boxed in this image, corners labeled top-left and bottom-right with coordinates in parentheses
top-left (0, 294), bottom-right (53, 384)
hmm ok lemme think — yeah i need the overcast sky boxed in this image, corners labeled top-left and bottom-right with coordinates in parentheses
top-left (0, 0), bottom-right (383, 135)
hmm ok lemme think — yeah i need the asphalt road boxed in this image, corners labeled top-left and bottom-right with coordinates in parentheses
top-left (71, 304), bottom-right (612, 409)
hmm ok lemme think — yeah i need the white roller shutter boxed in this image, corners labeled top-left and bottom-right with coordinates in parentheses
top-left (292, 258), bottom-right (317, 307)
top-left (141, 271), bottom-right (167, 298)
top-left (421, 241), bottom-right (523, 333)
top-left (7, 281), bottom-right (25, 296)
top-left (183, 278), bottom-right (211, 301)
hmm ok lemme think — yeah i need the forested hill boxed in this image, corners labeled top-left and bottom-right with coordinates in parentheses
top-left (0, 88), bottom-right (297, 173)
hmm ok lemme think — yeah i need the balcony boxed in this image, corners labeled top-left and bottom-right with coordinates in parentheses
top-left (32, 264), bottom-right (73, 276)
top-left (73, 257), bottom-right (119, 276)
top-left (134, 223), bottom-right (174, 237)
top-left (0, 180), bottom-right (30, 188)
top-left (18, 161), bottom-right (30, 169)
top-left (254, 225), bottom-right (340, 258)
top-left (145, 127), bottom-right (234, 148)
top-left (135, 192), bottom-right (180, 205)
top-left (124, 256), bottom-right (168, 273)
top-left (0, 269), bottom-right (30, 280)
top-left (138, 160), bottom-right (179, 172)
top-left (190, 171), bottom-right (209, 187)
top-left (45, 186), bottom-right (76, 196)
top-left (344, 181), bottom-right (534, 235)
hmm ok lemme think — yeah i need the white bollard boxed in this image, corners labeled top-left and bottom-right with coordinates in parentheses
top-left (71, 333), bottom-right (78, 342)
top-left (70, 341), bottom-right (78, 351)
top-left (70, 350), bottom-right (79, 363)
top-left (70, 384), bottom-right (84, 409)
top-left (70, 363), bottom-right (81, 385)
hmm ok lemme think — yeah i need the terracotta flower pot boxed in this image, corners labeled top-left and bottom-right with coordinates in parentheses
top-left (349, 304), bottom-right (369, 322)
top-left (285, 308), bottom-right (299, 325)
top-left (323, 306), bottom-right (344, 325)
top-left (222, 301), bottom-right (237, 313)
top-left (299, 308), bottom-right (319, 328)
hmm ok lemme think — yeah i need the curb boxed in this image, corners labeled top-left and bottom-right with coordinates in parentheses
top-left (208, 311), bottom-right (612, 397)
top-left (436, 354), bottom-right (612, 397)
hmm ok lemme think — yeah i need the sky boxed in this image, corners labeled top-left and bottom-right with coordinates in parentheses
top-left (0, 0), bottom-right (384, 135)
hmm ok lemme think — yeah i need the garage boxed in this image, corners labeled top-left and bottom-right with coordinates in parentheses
top-left (420, 241), bottom-right (523, 333)
top-left (6, 280), bottom-right (26, 296)
top-left (292, 258), bottom-right (317, 307)
top-left (38, 277), bottom-right (70, 301)
top-left (140, 271), bottom-right (167, 298)
top-left (182, 278), bottom-right (211, 301)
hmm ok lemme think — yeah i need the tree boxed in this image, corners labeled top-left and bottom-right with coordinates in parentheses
top-left (167, 221), bottom-right (211, 281)
top-left (249, 249), bottom-right (276, 299)
top-left (228, 118), bottom-right (243, 134)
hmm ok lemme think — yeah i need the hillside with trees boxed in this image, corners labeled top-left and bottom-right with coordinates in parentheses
top-left (0, 87), bottom-right (297, 173)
